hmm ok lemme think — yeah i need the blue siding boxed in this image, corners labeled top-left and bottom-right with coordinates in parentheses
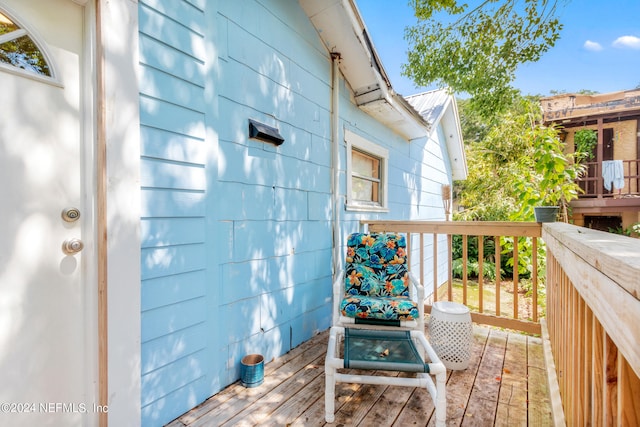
top-left (138, 0), bottom-right (209, 424)
top-left (138, 0), bottom-right (454, 425)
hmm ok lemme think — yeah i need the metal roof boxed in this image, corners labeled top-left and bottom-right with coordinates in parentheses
top-left (405, 88), bottom-right (452, 128)
top-left (406, 89), bottom-right (468, 181)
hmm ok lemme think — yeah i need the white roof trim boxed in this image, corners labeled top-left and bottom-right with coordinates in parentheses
top-left (299, 0), bottom-right (429, 140)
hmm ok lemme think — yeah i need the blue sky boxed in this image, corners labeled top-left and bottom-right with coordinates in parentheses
top-left (356, 0), bottom-right (640, 97)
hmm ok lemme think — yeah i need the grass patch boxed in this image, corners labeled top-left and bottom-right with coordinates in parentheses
top-left (435, 278), bottom-right (545, 322)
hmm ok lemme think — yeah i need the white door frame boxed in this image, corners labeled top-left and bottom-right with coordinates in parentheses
top-left (95, 0), bottom-right (141, 425)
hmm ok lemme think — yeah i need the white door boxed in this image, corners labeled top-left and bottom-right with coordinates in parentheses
top-left (0, 1), bottom-right (96, 426)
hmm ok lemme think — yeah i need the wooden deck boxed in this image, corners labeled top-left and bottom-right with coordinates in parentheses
top-left (167, 326), bottom-right (552, 426)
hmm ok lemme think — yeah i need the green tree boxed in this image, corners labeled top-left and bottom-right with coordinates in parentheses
top-left (456, 93), bottom-right (583, 222)
top-left (455, 95), bottom-right (540, 221)
top-left (404, 0), bottom-right (563, 114)
top-left (454, 93), bottom-right (583, 280)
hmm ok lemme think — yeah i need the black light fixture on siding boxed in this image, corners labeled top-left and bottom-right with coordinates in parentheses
top-left (248, 119), bottom-right (285, 145)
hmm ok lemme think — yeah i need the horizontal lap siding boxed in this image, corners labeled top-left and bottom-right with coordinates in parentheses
top-left (215, 0), bottom-right (333, 388)
top-left (139, 0), bottom-right (208, 425)
top-left (139, 1), bottom-right (335, 425)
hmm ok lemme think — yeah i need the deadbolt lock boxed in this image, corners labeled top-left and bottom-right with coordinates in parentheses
top-left (62, 238), bottom-right (84, 255)
top-left (61, 207), bottom-right (81, 222)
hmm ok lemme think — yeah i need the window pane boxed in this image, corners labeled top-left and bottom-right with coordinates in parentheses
top-left (0, 12), bottom-right (51, 76)
top-left (0, 12), bottom-right (19, 35)
top-left (352, 150), bottom-right (379, 179)
top-left (352, 176), bottom-right (379, 203)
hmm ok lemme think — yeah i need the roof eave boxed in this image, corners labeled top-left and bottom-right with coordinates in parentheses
top-left (299, 0), bottom-right (429, 140)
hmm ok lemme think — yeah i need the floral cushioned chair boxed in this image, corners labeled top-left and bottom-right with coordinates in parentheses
top-left (334, 232), bottom-right (424, 331)
top-left (325, 232), bottom-right (446, 425)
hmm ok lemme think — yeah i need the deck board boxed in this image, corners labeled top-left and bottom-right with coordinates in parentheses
top-left (527, 336), bottom-right (553, 426)
top-left (167, 325), bottom-right (552, 426)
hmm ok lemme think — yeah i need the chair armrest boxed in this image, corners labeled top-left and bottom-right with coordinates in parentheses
top-left (332, 271), bottom-right (345, 326)
top-left (409, 272), bottom-right (425, 331)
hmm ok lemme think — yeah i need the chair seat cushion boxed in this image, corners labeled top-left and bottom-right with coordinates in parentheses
top-left (340, 295), bottom-right (419, 321)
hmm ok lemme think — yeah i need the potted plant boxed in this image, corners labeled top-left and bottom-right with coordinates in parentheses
top-left (514, 125), bottom-right (585, 222)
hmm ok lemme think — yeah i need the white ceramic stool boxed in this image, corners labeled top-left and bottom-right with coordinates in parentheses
top-left (428, 301), bottom-right (473, 370)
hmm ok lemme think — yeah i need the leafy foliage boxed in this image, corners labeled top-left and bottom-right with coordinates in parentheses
top-left (573, 129), bottom-right (597, 163)
top-left (511, 123), bottom-right (584, 220)
top-left (453, 92), bottom-right (582, 281)
top-left (455, 96), bottom-right (542, 221)
top-left (404, 0), bottom-right (563, 114)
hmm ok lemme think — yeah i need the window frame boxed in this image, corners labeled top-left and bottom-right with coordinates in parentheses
top-left (0, 5), bottom-right (61, 86)
top-left (345, 129), bottom-right (389, 212)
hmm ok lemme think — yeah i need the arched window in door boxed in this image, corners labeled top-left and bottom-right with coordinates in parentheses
top-left (0, 8), bottom-right (55, 80)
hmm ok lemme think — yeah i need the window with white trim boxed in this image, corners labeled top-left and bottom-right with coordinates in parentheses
top-left (0, 9), bottom-right (52, 77)
top-left (346, 130), bottom-right (388, 211)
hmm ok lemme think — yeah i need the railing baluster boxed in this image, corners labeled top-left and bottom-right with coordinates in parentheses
top-left (593, 319), bottom-right (604, 424)
top-left (462, 234), bottom-right (468, 305)
top-left (605, 335), bottom-right (618, 425)
top-left (584, 304), bottom-right (593, 422)
top-left (406, 232), bottom-right (412, 272)
top-left (478, 236), bottom-right (484, 314)
top-left (532, 237), bottom-right (538, 322)
top-left (495, 235), bottom-right (501, 317)
top-left (432, 233), bottom-right (438, 302)
top-left (513, 236), bottom-right (518, 319)
top-left (448, 234), bottom-right (453, 301)
top-left (420, 232), bottom-right (424, 292)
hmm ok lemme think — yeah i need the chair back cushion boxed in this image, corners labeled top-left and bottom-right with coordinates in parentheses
top-left (344, 233), bottom-right (408, 298)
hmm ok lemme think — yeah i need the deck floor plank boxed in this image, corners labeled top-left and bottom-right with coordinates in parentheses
top-left (218, 354), bottom-right (325, 426)
top-left (359, 373), bottom-right (417, 426)
top-left (437, 327), bottom-right (490, 426)
top-left (167, 326), bottom-right (552, 427)
top-left (332, 371), bottom-right (401, 426)
top-left (495, 333), bottom-right (528, 426)
top-left (527, 336), bottom-right (553, 426)
top-left (462, 329), bottom-right (508, 426)
top-left (188, 341), bottom-right (328, 426)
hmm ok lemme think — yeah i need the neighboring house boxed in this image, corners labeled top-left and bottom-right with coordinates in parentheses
top-left (0, 1), bottom-right (466, 426)
top-left (541, 90), bottom-right (640, 231)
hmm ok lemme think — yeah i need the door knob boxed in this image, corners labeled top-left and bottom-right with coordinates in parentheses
top-left (61, 207), bottom-right (81, 222)
top-left (62, 238), bottom-right (84, 255)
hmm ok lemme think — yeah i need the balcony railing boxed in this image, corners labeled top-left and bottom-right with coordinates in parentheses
top-left (577, 159), bottom-right (640, 198)
top-left (544, 223), bottom-right (640, 425)
top-left (360, 220), bottom-right (640, 424)
top-left (361, 220), bottom-right (543, 334)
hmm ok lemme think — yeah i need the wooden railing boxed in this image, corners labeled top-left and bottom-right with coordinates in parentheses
top-left (544, 223), bottom-right (640, 425)
top-left (577, 159), bottom-right (640, 197)
top-left (361, 221), bottom-right (543, 335)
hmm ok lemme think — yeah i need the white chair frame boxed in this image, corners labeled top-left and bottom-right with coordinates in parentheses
top-left (324, 325), bottom-right (447, 426)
